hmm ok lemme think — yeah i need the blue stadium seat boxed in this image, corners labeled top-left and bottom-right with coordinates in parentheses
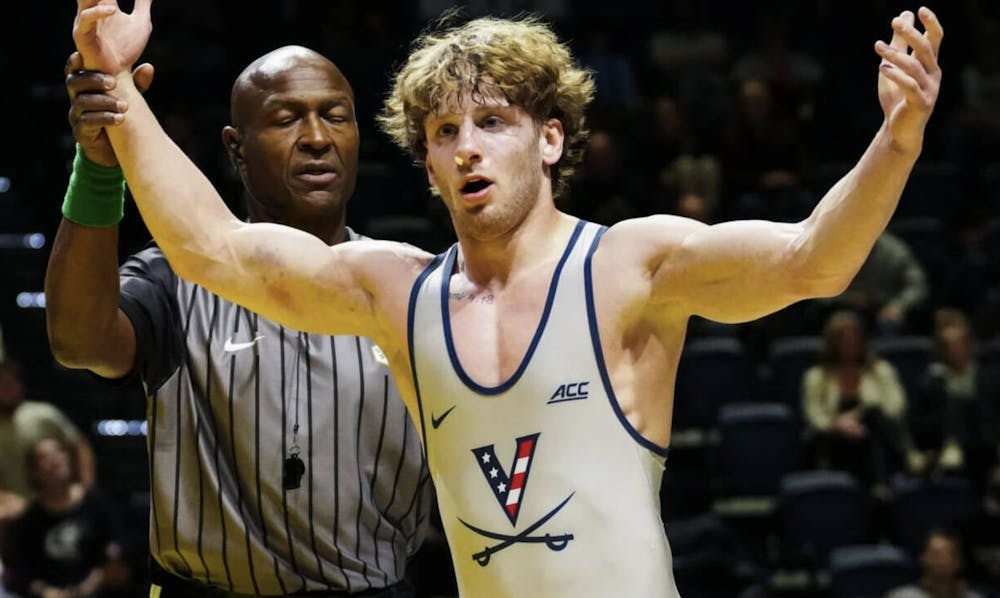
top-left (828, 544), bottom-right (916, 598)
top-left (767, 336), bottom-right (822, 409)
top-left (674, 337), bottom-right (754, 429)
top-left (718, 403), bottom-right (801, 496)
top-left (979, 339), bottom-right (1000, 374)
top-left (889, 475), bottom-right (977, 553)
top-left (778, 471), bottom-right (872, 561)
top-left (873, 336), bottom-right (934, 399)
top-left (888, 217), bottom-right (951, 284)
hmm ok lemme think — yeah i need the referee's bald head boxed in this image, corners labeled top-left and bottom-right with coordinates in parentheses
top-left (230, 46), bottom-right (354, 129)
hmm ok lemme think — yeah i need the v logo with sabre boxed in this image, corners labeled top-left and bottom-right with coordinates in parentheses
top-left (463, 433), bottom-right (575, 565)
top-left (459, 493), bottom-right (575, 566)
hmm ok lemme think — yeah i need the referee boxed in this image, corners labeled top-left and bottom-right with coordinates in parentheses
top-left (45, 47), bottom-right (430, 597)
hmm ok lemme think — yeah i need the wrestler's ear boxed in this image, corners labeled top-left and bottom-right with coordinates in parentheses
top-left (425, 151), bottom-right (441, 197)
top-left (540, 118), bottom-right (564, 167)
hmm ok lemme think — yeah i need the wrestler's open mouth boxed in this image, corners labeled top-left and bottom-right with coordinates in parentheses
top-left (461, 178), bottom-right (492, 194)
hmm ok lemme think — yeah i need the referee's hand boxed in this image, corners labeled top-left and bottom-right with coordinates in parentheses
top-left (65, 51), bottom-right (154, 168)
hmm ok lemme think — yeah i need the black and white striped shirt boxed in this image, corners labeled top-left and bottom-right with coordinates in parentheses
top-left (117, 232), bottom-right (430, 595)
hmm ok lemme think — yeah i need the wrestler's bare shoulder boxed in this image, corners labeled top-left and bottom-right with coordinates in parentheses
top-left (339, 238), bottom-right (437, 275)
top-left (593, 215), bottom-right (707, 272)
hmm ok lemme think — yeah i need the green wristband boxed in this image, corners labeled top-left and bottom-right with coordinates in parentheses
top-left (61, 144), bottom-right (126, 227)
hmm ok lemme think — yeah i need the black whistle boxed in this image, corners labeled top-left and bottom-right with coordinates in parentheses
top-left (283, 454), bottom-right (306, 490)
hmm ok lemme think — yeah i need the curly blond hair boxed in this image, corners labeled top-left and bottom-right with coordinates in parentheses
top-left (378, 16), bottom-right (595, 199)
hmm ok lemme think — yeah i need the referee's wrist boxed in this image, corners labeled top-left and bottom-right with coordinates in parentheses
top-left (62, 143), bottom-right (126, 227)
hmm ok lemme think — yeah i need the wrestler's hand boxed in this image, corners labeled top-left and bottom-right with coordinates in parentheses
top-left (73, 0), bottom-right (152, 75)
top-left (66, 51), bottom-right (154, 167)
top-left (875, 7), bottom-right (943, 155)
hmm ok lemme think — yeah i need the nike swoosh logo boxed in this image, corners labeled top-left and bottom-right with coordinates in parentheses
top-left (431, 405), bottom-right (456, 429)
top-left (223, 336), bottom-right (265, 353)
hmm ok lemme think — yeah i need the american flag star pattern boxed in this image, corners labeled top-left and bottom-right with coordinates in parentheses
top-left (471, 433), bottom-right (540, 526)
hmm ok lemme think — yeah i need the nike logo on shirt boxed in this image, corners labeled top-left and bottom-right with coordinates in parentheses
top-left (223, 336), bottom-right (265, 353)
top-left (431, 405), bottom-right (456, 429)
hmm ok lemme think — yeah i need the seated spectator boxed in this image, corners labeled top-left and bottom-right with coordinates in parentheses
top-left (628, 94), bottom-right (724, 221)
top-left (943, 214), bottom-right (996, 332)
top-left (0, 362), bottom-right (95, 524)
top-left (802, 311), bottom-right (918, 489)
top-left (569, 129), bottom-right (641, 225)
top-left (1, 438), bottom-right (124, 598)
top-left (887, 527), bottom-right (986, 598)
top-left (911, 309), bottom-right (999, 480)
top-left (633, 94), bottom-right (696, 175)
top-left (956, 466), bottom-right (1000, 593)
top-left (665, 154), bottom-right (722, 224)
top-left (722, 78), bottom-right (814, 223)
top-left (730, 15), bottom-right (825, 115)
top-left (644, 8), bottom-right (729, 144)
top-left (832, 231), bottom-right (929, 335)
top-left (580, 31), bottom-right (639, 110)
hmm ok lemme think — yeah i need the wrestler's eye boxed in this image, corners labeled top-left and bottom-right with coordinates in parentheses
top-left (438, 123), bottom-right (458, 138)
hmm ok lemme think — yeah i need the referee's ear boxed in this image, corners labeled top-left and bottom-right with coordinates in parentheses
top-left (222, 126), bottom-right (246, 174)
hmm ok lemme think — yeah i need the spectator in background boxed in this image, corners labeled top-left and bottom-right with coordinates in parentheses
top-left (802, 311), bottom-right (918, 489)
top-left (665, 155), bottom-right (722, 224)
top-left (0, 362), bottom-right (95, 524)
top-left (723, 78), bottom-right (813, 222)
top-left (580, 31), bottom-right (639, 110)
top-left (944, 216), bottom-right (997, 334)
top-left (629, 94), bottom-right (723, 221)
top-left (1, 438), bottom-right (124, 598)
top-left (911, 309), bottom-right (999, 480)
top-left (730, 16), bottom-right (825, 119)
top-left (635, 94), bottom-right (695, 170)
top-left (644, 2), bottom-right (729, 143)
top-left (833, 231), bottom-right (929, 335)
top-left (887, 527), bottom-right (986, 598)
top-left (569, 129), bottom-right (640, 224)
